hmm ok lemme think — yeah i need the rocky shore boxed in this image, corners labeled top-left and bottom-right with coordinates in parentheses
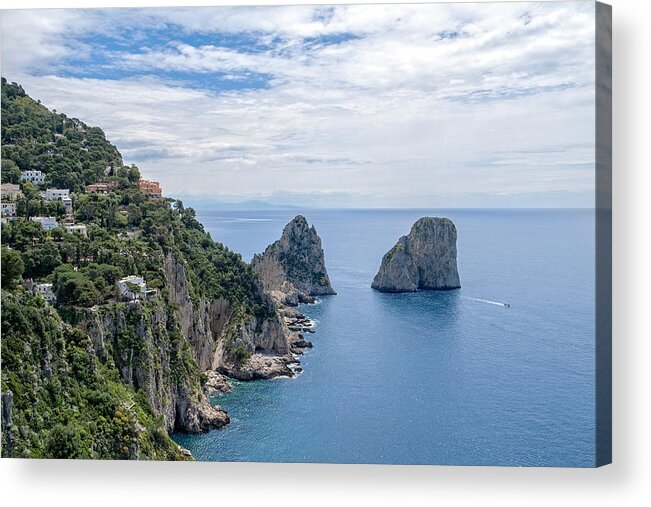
top-left (216, 305), bottom-right (316, 382)
top-left (194, 216), bottom-right (331, 431)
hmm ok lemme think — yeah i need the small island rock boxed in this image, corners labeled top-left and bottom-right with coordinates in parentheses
top-left (252, 215), bottom-right (336, 305)
top-left (372, 217), bottom-right (461, 293)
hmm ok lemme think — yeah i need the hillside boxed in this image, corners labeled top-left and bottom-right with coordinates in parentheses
top-left (1, 78), bottom-right (123, 192)
top-left (0, 79), bottom-right (292, 459)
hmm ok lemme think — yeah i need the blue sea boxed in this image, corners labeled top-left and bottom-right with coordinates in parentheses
top-left (172, 208), bottom-right (596, 467)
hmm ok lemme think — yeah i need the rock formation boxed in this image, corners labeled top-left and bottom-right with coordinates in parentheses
top-left (163, 254), bottom-right (291, 370)
top-left (73, 251), bottom-right (300, 434)
top-left (372, 217), bottom-right (461, 293)
top-left (252, 215), bottom-right (336, 306)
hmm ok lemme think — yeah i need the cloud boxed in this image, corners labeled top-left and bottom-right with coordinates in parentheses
top-left (0, 2), bottom-right (596, 208)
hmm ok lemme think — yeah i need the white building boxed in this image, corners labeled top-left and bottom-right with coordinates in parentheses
top-left (34, 283), bottom-right (56, 302)
top-left (44, 188), bottom-right (70, 202)
top-left (64, 224), bottom-right (87, 237)
top-left (30, 216), bottom-right (58, 230)
top-left (20, 170), bottom-right (45, 184)
top-left (1, 183), bottom-right (22, 201)
top-left (117, 275), bottom-right (146, 301)
top-left (1, 202), bottom-right (16, 217)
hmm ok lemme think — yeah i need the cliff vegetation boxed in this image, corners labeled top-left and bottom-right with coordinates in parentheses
top-left (1, 78), bottom-right (287, 459)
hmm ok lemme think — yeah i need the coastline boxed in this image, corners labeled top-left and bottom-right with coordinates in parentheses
top-left (174, 299), bottom-right (321, 451)
top-left (168, 209), bottom-right (597, 466)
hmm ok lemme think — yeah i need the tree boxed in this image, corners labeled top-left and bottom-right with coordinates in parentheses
top-left (46, 424), bottom-right (89, 459)
top-left (1, 246), bottom-right (24, 288)
top-left (1, 159), bottom-right (21, 183)
top-left (22, 241), bottom-right (62, 279)
top-left (127, 164), bottom-right (141, 183)
top-left (53, 268), bottom-right (99, 307)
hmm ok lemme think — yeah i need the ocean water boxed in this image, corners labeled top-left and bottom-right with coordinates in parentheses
top-left (172, 208), bottom-right (596, 467)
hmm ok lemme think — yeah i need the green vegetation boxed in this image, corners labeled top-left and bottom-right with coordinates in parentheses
top-left (1, 291), bottom-right (185, 460)
top-left (233, 346), bottom-right (251, 364)
top-left (1, 246), bottom-right (24, 289)
top-left (52, 266), bottom-right (100, 307)
top-left (1, 78), bottom-right (123, 191)
top-left (1, 78), bottom-right (276, 458)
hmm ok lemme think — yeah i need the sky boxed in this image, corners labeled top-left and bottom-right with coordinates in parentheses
top-left (0, 1), bottom-right (597, 208)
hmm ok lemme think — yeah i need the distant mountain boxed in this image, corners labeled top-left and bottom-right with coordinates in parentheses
top-left (175, 198), bottom-right (302, 211)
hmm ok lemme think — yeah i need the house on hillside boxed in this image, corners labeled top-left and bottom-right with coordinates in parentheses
top-left (86, 181), bottom-right (118, 194)
top-left (137, 179), bottom-right (162, 198)
top-left (116, 275), bottom-right (147, 301)
top-left (34, 283), bottom-right (56, 302)
top-left (1, 202), bottom-right (17, 217)
top-left (29, 216), bottom-right (58, 230)
top-left (43, 188), bottom-right (73, 213)
top-left (43, 188), bottom-right (70, 202)
top-left (1, 183), bottom-right (22, 201)
top-left (20, 170), bottom-right (45, 184)
top-left (64, 224), bottom-right (87, 237)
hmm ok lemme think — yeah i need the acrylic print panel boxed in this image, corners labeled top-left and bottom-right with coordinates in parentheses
top-left (0, 1), bottom-right (611, 467)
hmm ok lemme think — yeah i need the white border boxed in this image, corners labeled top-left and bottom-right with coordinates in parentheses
top-left (1, 1), bottom-right (650, 505)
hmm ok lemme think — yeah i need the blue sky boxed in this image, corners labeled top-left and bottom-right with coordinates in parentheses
top-left (1, 2), bottom-right (596, 207)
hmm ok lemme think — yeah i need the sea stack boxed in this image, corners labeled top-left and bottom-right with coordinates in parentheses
top-left (252, 215), bottom-right (336, 306)
top-left (372, 217), bottom-right (461, 293)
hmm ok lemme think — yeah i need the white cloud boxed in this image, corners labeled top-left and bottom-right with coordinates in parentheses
top-left (0, 2), bottom-right (597, 207)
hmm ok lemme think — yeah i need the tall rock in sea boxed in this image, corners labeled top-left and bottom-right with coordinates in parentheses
top-left (252, 215), bottom-right (336, 305)
top-left (372, 217), bottom-right (461, 293)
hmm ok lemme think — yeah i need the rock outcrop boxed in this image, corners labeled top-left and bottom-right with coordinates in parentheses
top-left (205, 371), bottom-right (233, 396)
top-left (75, 301), bottom-right (230, 434)
top-left (219, 354), bottom-right (299, 380)
top-left (251, 215), bottom-right (336, 305)
top-left (163, 254), bottom-right (290, 370)
top-left (73, 252), bottom-right (298, 434)
top-left (372, 217), bottom-right (461, 293)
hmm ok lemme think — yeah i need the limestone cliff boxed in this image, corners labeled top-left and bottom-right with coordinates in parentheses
top-left (163, 254), bottom-right (290, 370)
top-left (251, 215), bottom-right (336, 305)
top-left (0, 78), bottom-right (304, 457)
top-left (372, 217), bottom-right (461, 292)
top-left (75, 252), bottom-right (296, 433)
top-left (75, 301), bottom-right (230, 434)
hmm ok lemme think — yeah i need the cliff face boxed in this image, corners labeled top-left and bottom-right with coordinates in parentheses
top-left (372, 217), bottom-right (461, 293)
top-left (1, 292), bottom-right (188, 460)
top-left (251, 215), bottom-right (336, 304)
top-left (163, 254), bottom-right (290, 371)
top-left (76, 300), bottom-right (229, 435)
top-left (74, 252), bottom-right (294, 434)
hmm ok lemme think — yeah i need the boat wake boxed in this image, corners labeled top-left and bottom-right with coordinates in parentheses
top-left (462, 296), bottom-right (511, 308)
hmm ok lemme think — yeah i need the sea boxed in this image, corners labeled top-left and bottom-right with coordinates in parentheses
top-left (172, 208), bottom-right (596, 467)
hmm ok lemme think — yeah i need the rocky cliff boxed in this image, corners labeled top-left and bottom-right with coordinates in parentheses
top-left (74, 299), bottom-right (230, 435)
top-left (163, 253), bottom-right (303, 383)
top-left (1, 291), bottom-right (189, 459)
top-left (0, 79), bottom-right (307, 459)
top-left (73, 251), bottom-right (298, 433)
top-left (163, 254), bottom-right (290, 371)
top-left (251, 215), bottom-right (336, 305)
top-left (372, 217), bottom-right (461, 293)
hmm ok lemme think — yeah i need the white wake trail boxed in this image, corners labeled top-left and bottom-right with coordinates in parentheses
top-left (462, 296), bottom-right (511, 308)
